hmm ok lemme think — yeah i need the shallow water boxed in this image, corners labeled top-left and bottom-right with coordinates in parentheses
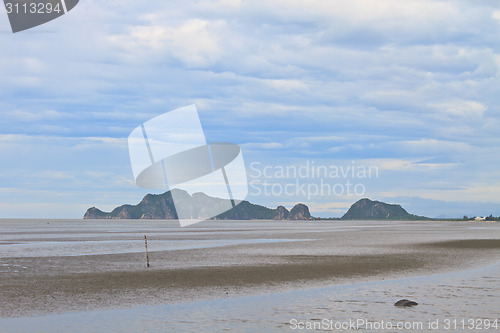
top-left (0, 219), bottom-right (408, 259)
top-left (0, 238), bottom-right (312, 258)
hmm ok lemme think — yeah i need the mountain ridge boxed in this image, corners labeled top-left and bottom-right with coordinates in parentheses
top-left (84, 193), bottom-right (429, 221)
top-left (340, 198), bottom-right (428, 220)
top-left (84, 189), bottom-right (312, 220)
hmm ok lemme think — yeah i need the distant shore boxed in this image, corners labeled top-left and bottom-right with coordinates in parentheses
top-left (1, 220), bottom-right (499, 318)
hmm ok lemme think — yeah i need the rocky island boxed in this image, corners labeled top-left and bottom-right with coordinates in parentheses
top-left (84, 189), bottom-right (312, 220)
top-left (341, 198), bottom-right (428, 220)
top-left (84, 191), bottom-right (430, 221)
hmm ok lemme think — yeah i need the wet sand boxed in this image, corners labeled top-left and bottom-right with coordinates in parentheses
top-left (1, 220), bottom-right (499, 318)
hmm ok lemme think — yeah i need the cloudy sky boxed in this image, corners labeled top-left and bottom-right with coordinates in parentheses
top-left (1, 0), bottom-right (499, 218)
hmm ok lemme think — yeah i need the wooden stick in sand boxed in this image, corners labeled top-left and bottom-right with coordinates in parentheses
top-left (144, 234), bottom-right (150, 268)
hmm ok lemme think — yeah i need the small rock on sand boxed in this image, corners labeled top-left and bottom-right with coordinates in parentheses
top-left (394, 299), bottom-right (418, 307)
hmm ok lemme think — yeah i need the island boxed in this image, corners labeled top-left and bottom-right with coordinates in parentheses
top-left (84, 188), bottom-right (441, 221)
top-left (84, 189), bottom-right (312, 220)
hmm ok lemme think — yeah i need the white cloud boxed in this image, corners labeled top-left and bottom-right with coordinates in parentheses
top-left (393, 139), bottom-right (474, 156)
top-left (245, 0), bottom-right (456, 24)
top-left (264, 79), bottom-right (307, 92)
top-left (243, 142), bottom-right (284, 149)
top-left (1, 0), bottom-right (500, 217)
top-left (0, 134), bottom-right (126, 147)
top-left (430, 100), bottom-right (486, 118)
top-left (200, 0), bottom-right (242, 9)
top-left (307, 201), bottom-right (351, 213)
top-left (0, 202), bottom-right (90, 219)
top-left (109, 19), bottom-right (225, 67)
top-left (6, 109), bottom-right (70, 122)
top-left (379, 181), bottom-right (500, 204)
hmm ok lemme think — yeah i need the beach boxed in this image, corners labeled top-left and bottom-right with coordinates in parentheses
top-left (1, 219), bottom-right (499, 331)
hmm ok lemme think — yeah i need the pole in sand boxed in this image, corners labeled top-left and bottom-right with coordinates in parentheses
top-left (144, 234), bottom-right (150, 268)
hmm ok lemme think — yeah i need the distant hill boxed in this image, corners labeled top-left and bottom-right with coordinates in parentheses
top-left (84, 192), bottom-right (430, 221)
top-left (341, 198), bottom-right (429, 220)
top-left (83, 189), bottom-right (312, 220)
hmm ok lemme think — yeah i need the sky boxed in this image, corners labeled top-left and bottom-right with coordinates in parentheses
top-left (1, 0), bottom-right (499, 219)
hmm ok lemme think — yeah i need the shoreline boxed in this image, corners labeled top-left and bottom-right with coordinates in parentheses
top-left (2, 238), bottom-right (500, 318)
top-left (1, 218), bottom-right (499, 222)
top-left (1, 220), bottom-right (500, 318)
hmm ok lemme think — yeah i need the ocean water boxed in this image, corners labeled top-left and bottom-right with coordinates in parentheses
top-left (0, 238), bottom-right (312, 258)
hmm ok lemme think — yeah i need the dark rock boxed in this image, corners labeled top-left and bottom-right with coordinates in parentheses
top-left (215, 200), bottom-right (276, 220)
top-left (83, 190), bottom-right (180, 220)
top-left (288, 203), bottom-right (312, 220)
top-left (274, 206), bottom-right (289, 220)
top-left (394, 299), bottom-right (418, 307)
top-left (341, 198), bottom-right (428, 220)
top-left (83, 207), bottom-right (110, 219)
top-left (84, 189), bottom-right (313, 221)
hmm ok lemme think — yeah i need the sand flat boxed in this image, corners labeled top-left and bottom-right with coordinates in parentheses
top-left (1, 220), bottom-right (499, 318)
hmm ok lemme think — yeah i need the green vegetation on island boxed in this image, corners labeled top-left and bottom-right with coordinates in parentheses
top-left (340, 198), bottom-right (429, 221)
